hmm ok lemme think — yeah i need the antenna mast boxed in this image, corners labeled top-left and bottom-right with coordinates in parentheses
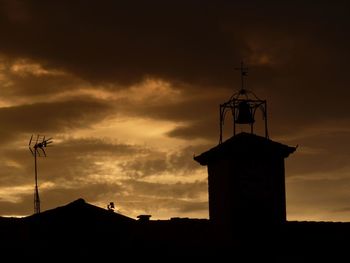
top-left (28, 135), bottom-right (53, 214)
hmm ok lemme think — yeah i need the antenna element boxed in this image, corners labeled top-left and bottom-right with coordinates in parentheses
top-left (28, 135), bottom-right (53, 214)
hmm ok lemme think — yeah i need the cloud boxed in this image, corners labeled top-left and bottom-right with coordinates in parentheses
top-left (0, 1), bottom-right (350, 221)
top-left (0, 1), bottom-right (239, 87)
top-left (0, 98), bottom-right (113, 144)
top-left (0, 1), bottom-right (348, 91)
top-left (125, 180), bottom-right (207, 200)
top-left (0, 182), bottom-right (126, 216)
top-left (166, 121), bottom-right (218, 140)
top-left (0, 137), bottom-right (147, 189)
top-left (55, 137), bottom-right (147, 157)
top-left (119, 144), bottom-right (209, 179)
top-left (0, 135), bottom-right (209, 218)
top-left (0, 56), bottom-right (83, 98)
top-left (282, 129), bottom-right (350, 178)
top-left (179, 201), bottom-right (208, 214)
top-left (0, 194), bottom-right (33, 216)
top-left (332, 207), bottom-right (350, 213)
top-left (1, 1), bottom-right (349, 137)
top-left (0, 172), bottom-right (209, 218)
top-left (287, 175), bottom-right (350, 221)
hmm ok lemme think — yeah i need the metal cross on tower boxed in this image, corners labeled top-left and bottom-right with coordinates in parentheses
top-left (235, 61), bottom-right (249, 92)
top-left (28, 135), bottom-right (53, 214)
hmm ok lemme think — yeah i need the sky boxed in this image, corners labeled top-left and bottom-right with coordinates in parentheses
top-left (0, 0), bottom-right (350, 221)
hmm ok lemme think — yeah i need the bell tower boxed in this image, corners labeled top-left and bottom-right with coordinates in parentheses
top-left (195, 63), bottom-right (296, 227)
top-left (219, 62), bottom-right (268, 143)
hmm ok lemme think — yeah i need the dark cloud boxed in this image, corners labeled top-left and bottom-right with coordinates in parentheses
top-left (0, 194), bottom-right (33, 216)
top-left (167, 121), bottom-right (218, 140)
top-left (0, 183), bottom-right (126, 216)
top-left (0, 174), bottom-right (208, 218)
top-left (332, 207), bottom-right (350, 213)
top-left (135, 95), bottom-right (220, 123)
top-left (0, 137), bottom-right (148, 191)
top-left (0, 0), bottom-right (349, 138)
top-left (285, 131), bottom-right (350, 177)
top-left (5, 72), bottom-right (81, 98)
top-left (0, 134), bottom-right (206, 186)
top-left (0, 137), bottom-right (209, 217)
top-left (168, 145), bottom-right (210, 172)
top-left (121, 157), bottom-right (167, 178)
top-left (287, 175), bottom-right (350, 221)
top-left (0, 1), bottom-right (348, 90)
top-left (0, 98), bottom-right (112, 142)
top-left (0, 163), bottom-right (31, 187)
top-left (0, 1), bottom-right (238, 87)
top-left (120, 144), bottom-right (209, 178)
top-left (179, 201), bottom-right (208, 214)
top-left (55, 137), bottom-right (148, 157)
top-left (33, 138), bottom-right (150, 182)
top-left (126, 180), bottom-right (207, 200)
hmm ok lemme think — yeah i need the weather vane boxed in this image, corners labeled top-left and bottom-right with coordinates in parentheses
top-left (219, 61), bottom-right (268, 143)
top-left (28, 135), bottom-right (53, 214)
top-left (235, 61), bottom-right (249, 92)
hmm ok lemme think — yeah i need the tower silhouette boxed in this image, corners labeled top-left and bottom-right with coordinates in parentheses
top-left (194, 133), bottom-right (295, 226)
top-left (195, 62), bottom-right (296, 228)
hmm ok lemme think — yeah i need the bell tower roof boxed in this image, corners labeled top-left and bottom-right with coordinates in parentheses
top-left (194, 132), bottom-right (296, 166)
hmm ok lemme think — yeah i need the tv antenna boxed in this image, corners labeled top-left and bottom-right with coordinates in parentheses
top-left (28, 135), bottom-right (53, 214)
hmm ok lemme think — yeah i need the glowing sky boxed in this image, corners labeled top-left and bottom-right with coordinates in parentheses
top-left (0, 1), bottom-right (350, 221)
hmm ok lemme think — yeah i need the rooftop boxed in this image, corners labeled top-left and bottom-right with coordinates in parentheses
top-left (194, 132), bottom-right (296, 165)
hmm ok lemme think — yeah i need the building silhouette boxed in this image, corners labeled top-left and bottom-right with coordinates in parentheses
top-left (1, 136), bottom-right (349, 261)
top-left (1, 66), bottom-right (349, 261)
top-left (195, 132), bottom-right (295, 227)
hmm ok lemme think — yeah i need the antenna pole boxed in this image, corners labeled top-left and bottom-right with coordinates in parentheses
top-left (29, 135), bottom-right (53, 215)
top-left (219, 105), bottom-right (223, 144)
top-left (34, 149), bottom-right (40, 214)
top-left (264, 101), bottom-right (269, 139)
top-left (241, 61), bottom-right (244, 91)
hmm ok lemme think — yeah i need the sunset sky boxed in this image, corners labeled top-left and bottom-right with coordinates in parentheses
top-left (0, 1), bottom-right (350, 221)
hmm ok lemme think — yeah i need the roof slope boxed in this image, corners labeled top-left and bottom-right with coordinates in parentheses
top-left (194, 132), bottom-right (296, 165)
top-left (25, 198), bottom-right (134, 223)
top-left (1, 199), bottom-right (350, 260)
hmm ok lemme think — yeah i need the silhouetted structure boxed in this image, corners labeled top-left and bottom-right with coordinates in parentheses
top-left (219, 62), bottom-right (268, 143)
top-left (1, 198), bottom-right (350, 261)
top-left (195, 133), bottom-right (295, 227)
top-left (199, 64), bottom-right (295, 227)
top-left (137, 214), bottom-right (152, 222)
top-left (28, 135), bottom-right (53, 214)
top-left (2, 64), bottom-right (349, 261)
top-left (107, 201), bottom-right (115, 211)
